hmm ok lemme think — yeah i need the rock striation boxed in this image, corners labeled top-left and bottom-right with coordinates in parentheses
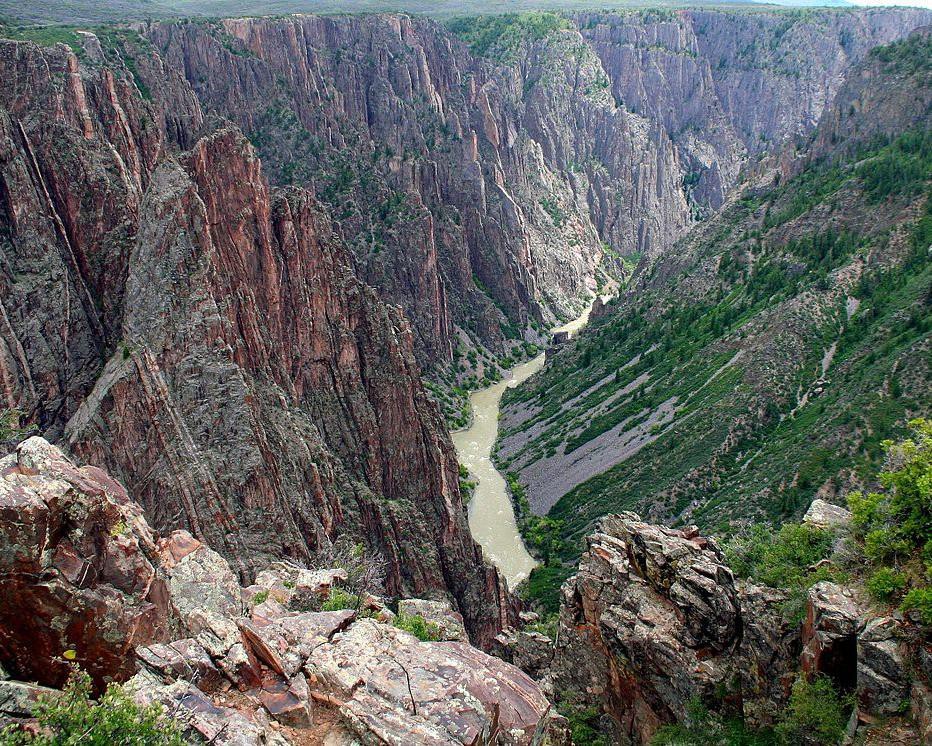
top-left (0, 39), bottom-right (511, 644)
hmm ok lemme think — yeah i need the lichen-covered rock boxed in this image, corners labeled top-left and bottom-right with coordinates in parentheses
top-left (801, 581), bottom-right (861, 692)
top-left (857, 617), bottom-right (910, 718)
top-left (305, 618), bottom-right (569, 745)
top-left (127, 671), bottom-right (287, 746)
top-left (0, 437), bottom-right (170, 690)
top-left (0, 681), bottom-right (58, 718)
top-left (242, 610), bottom-right (357, 679)
top-left (136, 638), bottom-right (225, 693)
top-left (492, 627), bottom-right (555, 681)
top-left (157, 530), bottom-right (243, 633)
top-left (248, 564), bottom-right (347, 609)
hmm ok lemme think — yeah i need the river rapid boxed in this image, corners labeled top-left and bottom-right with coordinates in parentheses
top-left (452, 298), bottom-right (602, 588)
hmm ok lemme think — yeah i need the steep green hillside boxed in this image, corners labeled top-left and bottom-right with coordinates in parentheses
top-left (499, 33), bottom-right (932, 578)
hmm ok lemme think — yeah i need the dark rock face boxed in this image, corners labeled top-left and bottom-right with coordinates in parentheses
top-left (811, 26), bottom-right (932, 163)
top-left (0, 39), bottom-right (512, 645)
top-left (0, 437), bottom-right (170, 690)
top-left (549, 514), bottom-right (799, 743)
top-left (800, 581), bottom-right (861, 694)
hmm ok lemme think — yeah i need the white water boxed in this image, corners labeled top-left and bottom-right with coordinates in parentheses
top-left (452, 298), bottom-right (605, 587)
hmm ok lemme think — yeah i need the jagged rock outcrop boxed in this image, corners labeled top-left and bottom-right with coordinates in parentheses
top-left (306, 618), bottom-right (570, 745)
top-left (548, 514), bottom-right (799, 743)
top-left (398, 598), bottom-right (469, 642)
top-left (0, 39), bottom-right (512, 645)
top-left (547, 513), bottom-right (931, 744)
top-left (0, 437), bottom-right (171, 691)
top-left (0, 444), bottom-right (564, 745)
top-left (492, 626), bottom-right (554, 682)
top-left (857, 616), bottom-right (911, 718)
top-left (130, 528), bottom-right (569, 745)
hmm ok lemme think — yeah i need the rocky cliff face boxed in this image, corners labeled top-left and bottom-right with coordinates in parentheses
top-left (137, 9), bottom-right (929, 369)
top-left (0, 37), bottom-right (512, 645)
top-left (810, 27), bottom-right (932, 163)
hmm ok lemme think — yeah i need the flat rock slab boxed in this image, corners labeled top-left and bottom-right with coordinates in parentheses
top-left (305, 618), bottom-right (566, 745)
top-left (803, 499), bottom-right (852, 530)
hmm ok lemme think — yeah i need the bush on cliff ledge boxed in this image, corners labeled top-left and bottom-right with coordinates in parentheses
top-left (723, 522), bottom-right (844, 623)
top-left (848, 418), bottom-right (932, 624)
top-left (0, 667), bottom-right (185, 745)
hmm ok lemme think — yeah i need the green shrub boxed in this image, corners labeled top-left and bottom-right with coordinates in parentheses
top-left (446, 13), bottom-right (570, 59)
top-left (774, 675), bottom-right (850, 745)
top-left (901, 587), bottom-right (932, 625)
top-left (393, 613), bottom-right (443, 642)
top-left (847, 419), bottom-right (932, 628)
top-left (724, 522), bottom-right (842, 622)
top-left (651, 698), bottom-right (776, 745)
top-left (557, 691), bottom-right (610, 746)
top-left (321, 588), bottom-right (360, 611)
top-left (252, 589), bottom-right (270, 605)
top-left (0, 408), bottom-right (24, 443)
top-left (865, 567), bottom-right (906, 602)
top-left (520, 564), bottom-right (573, 616)
top-left (0, 667), bottom-right (185, 745)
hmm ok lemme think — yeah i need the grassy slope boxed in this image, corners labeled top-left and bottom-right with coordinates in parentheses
top-left (502, 123), bottom-right (931, 567)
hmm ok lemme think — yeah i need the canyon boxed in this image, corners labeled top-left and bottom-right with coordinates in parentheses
top-left (0, 5), bottom-right (929, 745)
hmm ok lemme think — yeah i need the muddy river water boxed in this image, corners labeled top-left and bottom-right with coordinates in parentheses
top-left (452, 298), bottom-right (602, 587)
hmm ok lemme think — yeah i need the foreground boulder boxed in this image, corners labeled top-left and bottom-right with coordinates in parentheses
top-left (802, 499), bottom-right (852, 530)
top-left (0, 438), bottom-right (170, 690)
top-left (306, 618), bottom-right (570, 745)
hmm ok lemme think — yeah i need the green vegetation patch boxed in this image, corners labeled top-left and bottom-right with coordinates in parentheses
top-left (724, 523), bottom-right (844, 623)
top-left (0, 666), bottom-right (185, 745)
top-left (393, 613), bottom-right (444, 642)
top-left (847, 418), bottom-right (932, 625)
top-left (446, 12), bottom-right (570, 60)
top-left (868, 30), bottom-right (932, 76)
